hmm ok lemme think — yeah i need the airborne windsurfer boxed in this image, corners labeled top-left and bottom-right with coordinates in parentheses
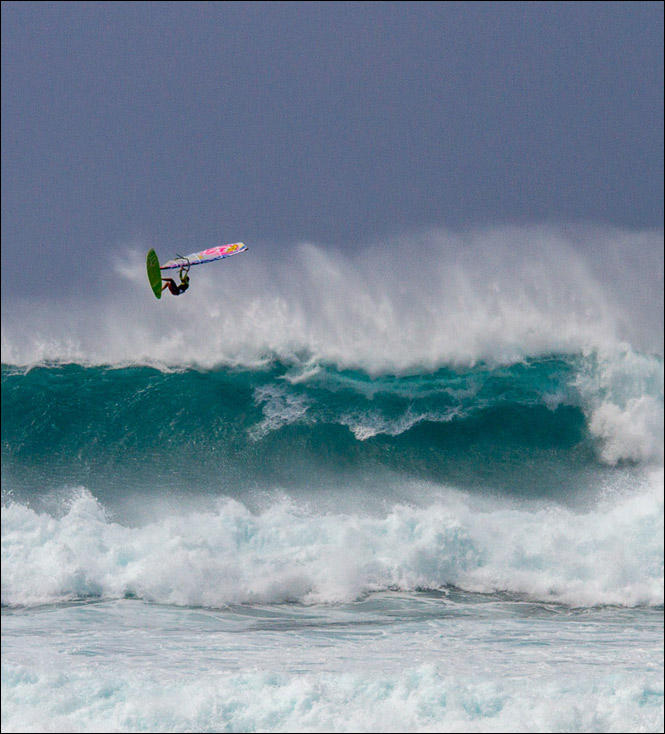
top-left (162, 261), bottom-right (190, 296)
top-left (147, 243), bottom-right (246, 300)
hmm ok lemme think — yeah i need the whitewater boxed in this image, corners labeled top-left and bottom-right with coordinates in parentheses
top-left (2, 226), bottom-right (663, 732)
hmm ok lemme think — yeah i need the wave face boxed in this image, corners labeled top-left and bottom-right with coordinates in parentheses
top-left (2, 352), bottom-right (662, 495)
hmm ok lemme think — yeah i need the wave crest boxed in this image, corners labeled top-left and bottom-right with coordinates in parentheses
top-left (2, 225), bottom-right (662, 370)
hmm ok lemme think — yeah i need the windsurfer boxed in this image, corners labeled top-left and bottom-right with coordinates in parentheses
top-left (162, 264), bottom-right (190, 296)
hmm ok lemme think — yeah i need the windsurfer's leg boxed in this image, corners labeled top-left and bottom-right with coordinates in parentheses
top-left (162, 278), bottom-right (178, 295)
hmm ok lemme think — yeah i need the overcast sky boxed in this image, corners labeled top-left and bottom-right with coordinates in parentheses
top-left (1, 1), bottom-right (663, 298)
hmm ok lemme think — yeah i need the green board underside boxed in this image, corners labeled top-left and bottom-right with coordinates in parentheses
top-left (146, 249), bottom-right (162, 299)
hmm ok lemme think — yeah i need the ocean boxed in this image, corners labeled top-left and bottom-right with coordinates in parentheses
top-left (2, 229), bottom-right (663, 732)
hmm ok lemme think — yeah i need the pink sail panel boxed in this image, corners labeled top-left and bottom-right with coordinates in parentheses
top-left (160, 243), bottom-right (248, 270)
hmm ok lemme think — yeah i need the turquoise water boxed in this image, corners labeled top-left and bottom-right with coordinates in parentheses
top-left (2, 357), bottom-right (593, 501)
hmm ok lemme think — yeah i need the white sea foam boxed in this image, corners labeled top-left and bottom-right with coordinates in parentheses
top-left (2, 661), bottom-right (662, 733)
top-left (576, 348), bottom-right (664, 464)
top-left (3, 471), bottom-right (662, 609)
top-left (340, 405), bottom-right (462, 441)
top-left (249, 384), bottom-right (312, 439)
top-left (1, 225), bottom-right (662, 371)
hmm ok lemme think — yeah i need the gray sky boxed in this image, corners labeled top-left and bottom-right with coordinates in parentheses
top-left (1, 1), bottom-right (663, 298)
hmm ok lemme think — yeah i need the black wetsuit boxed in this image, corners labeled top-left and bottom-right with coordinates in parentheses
top-left (163, 278), bottom-right (189, 296)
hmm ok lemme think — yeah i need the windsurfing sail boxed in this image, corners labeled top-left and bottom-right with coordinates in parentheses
top-left (160, 242), bottom-right (248, 270)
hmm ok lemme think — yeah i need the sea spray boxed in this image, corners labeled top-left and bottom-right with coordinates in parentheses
top-left (2, 225), bottom-right (662, 369)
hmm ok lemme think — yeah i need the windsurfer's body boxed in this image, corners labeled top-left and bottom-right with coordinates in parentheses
top-left (162, 264), bottom-right (190, 296)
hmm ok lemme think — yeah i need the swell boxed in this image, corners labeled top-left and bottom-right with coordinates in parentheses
top-left (2, 351), bottom-right (662, 503)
